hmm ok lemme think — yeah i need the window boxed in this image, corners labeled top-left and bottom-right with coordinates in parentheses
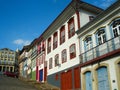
top-left (68, 17), bottom-right (75, 38)
top-left (96, 28), bottom-right (106, 45)
top-left (89, 16), bottom-right (94, 21)
top-left (111, 19), bottom-right (120, 37)
top-left (41, 42), bottom-right (45, 51)
top-left (60, 26), bottom-right (65, 44)
top-left (37, 44), bottom-right (41, 54)
top-left (84, 36), bottom-right (92, 51)
top-left (49, 58), bottom-right (52, 69)
top-left (62, 49), bottom-right (67, 63)
top-left (70, 44), bottom-right (76, 59)
top-left (47, 37), bottom-right (51, 53)
top-left (53, 32), bottom-right (58, 49)
top-left (55, 54), bottom-right (59, 67)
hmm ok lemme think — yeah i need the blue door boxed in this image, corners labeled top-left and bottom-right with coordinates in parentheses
top-left (97, 67), bottom-right (110, 90)
top-left (85, 71), bottom-right (92, 90)
top-left (39, 69), bottom-right (43, 81)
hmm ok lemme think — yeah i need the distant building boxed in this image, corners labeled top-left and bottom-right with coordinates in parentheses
top-left (18, 45), bottom-right (30, 78)
top-left (0, 48), bottom-right (18, 73)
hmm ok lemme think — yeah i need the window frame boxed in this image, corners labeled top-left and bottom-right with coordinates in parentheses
top-left (47, 37), bottom-right (51, 54)
top-left (96, 28), bottom-right (106, 45)
top-left (61, 49), bottom-right (67, 63)
top-left (84, 36), bottom-right (93, 51)
top-left (54, 54), bottom-right (59, 67)
top-left (68, 17), bottom-right (75, 39)
top-left (111, 19), bottom-right (120, 38)
top-left (53, 32), bottom-right (58, 49)
top-left (60, 26), bottom-right (65, 45)
top-left (69, 44), bottom-right (76, 59)
top-left (49, 58), bottom-right (53, 69)
top-left (89, 16), bottom-right (94, 21)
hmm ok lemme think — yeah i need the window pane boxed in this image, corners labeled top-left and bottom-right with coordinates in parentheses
top-left (84, 37), bottom-right (92, 51)
top-left (111, 19), bottom-right (120, 38)
top-left (49, 58), bottom-right (52, 69)
top-left (68, 18), bottom-right (75, 38)
top-left (55, 54), bottom-right (59, 66)
top-left (62, 50), bottom-right (67, 63)
top-left (70, 44), bottom-right (76, 59)
top-left (96, 28), bottom-right (106, 45)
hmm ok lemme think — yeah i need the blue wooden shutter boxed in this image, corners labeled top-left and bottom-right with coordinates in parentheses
top-left (85, 71), bottom-right (92, 90)
top-left (97, 67), bottom-right (110, 90)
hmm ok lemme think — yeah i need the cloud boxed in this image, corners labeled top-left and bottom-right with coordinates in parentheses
top-left (13, 39), bottom-right (31, 46)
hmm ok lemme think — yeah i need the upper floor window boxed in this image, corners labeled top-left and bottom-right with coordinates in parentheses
top-left (68, 17), bottom-right (75, 38)
top-left (96, 28), bottom-right (106, 45)
top-left (37, 44), bottom-right (41, 54)
top-left (53, 32), bottom-right (58, 49)
top-left (49, 58), bottom-right (52, 69)
top-left (89, 16), bottom-right (94, 21)
top-left (61, 49), bottom-right (67, 63)
top-left (41, 42), bottom-right (45, 51)
top-left (54, 54), bottom-right (59, 67)
top-left (47, 37), bottom-right (51, 54)
top-left (60, 26), bottom-right (65, 45)
top-left (70, 44), bottom-right (76, 59)
top-left (84, 36), bottom-right (92, 51)
top-left (111, 19), bottom-right (120, 37)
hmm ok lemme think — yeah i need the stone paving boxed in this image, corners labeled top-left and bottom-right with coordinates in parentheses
top-left (0, 75), bottom-right (38, 90)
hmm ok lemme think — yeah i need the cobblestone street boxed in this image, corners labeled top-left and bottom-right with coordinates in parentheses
top-left (0, 75), bottom-right (38, 90)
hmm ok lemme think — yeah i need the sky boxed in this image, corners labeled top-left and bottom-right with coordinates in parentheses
top-left (0, 0), bottom-right (117, 51)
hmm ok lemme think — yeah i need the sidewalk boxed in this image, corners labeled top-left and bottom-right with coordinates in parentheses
top-left (19, 77), bottom-right (59, 90)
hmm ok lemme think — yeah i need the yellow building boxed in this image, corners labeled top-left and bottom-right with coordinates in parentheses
top-left (0, 48), bottom-right (18, 73)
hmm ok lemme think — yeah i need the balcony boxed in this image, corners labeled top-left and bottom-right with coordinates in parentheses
top-left (31, 50), bottom-right (37, 58)
top-left (19, 53), bottom-right (28, 60)
top-left (0, 61), bottom-right (15, 65)
top-left (80, 35), bottom-right (120, 64)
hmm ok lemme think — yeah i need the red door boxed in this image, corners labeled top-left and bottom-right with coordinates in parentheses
top-left (36, 66), bottom-right (39, 81)
top-left (44, 67), bottom-right (47, 81)
top-left (61, 69), bottom-right (72, 90)
top-left (74, 67), bottom-right (80, 89)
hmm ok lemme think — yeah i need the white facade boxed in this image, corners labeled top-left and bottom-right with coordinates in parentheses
top-left (46, 14), bottom-right (80, 75)
top-left (43, 0), bottom-right (103, 78)
top-left (80, 9), bottom-right (96, 28)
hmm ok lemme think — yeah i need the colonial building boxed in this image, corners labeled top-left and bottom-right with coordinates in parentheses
top-left (19, 45), bottom-right (30, 78)
top-left (0, 48), bottom-right (18, 73)
top-left (36, 36), bottom-right (47, 82)
top-left (30, 39), bottom-right (38, 80)
top-left (76, 0), bottom-right (120, 90)
top-left (43, 0), bottom-right (103, 90)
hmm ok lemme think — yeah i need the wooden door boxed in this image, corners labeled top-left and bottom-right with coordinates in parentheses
top-left (85, 71), bottom-right (92, 90)
top-left (97, 67), bottom-right (110, 90)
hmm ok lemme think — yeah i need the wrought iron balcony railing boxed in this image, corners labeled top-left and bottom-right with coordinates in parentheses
top-left (80, 35), bottom-right (120, 63)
